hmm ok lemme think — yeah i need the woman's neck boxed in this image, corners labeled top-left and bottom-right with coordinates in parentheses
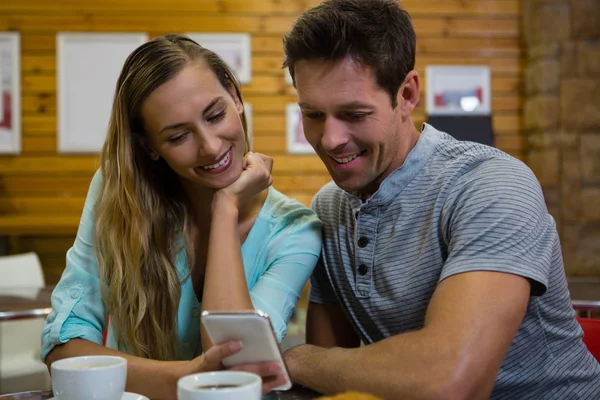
top-left (179, 177), bottom-right (269, 228)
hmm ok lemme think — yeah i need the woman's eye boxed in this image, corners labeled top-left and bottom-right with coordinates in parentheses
top-left (168, 132), bottom-right (189, 143)
top-left (208, 110), bottom-right (226, 123)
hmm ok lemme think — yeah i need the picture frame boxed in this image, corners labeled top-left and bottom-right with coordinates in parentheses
top-left (186, 33), bottom-right (251, 84)
top-left (425, 65), bottom-right (491, 116)
top-left (244, 103), bottom-right (253, 151)
top-left (0, 33), bottom-right (21, 155)
top-left (57, 32), bottom-right (148, 153)
top-left (286, 103), bottom-right (314, 154)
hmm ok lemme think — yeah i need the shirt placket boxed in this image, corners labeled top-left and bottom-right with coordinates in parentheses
top-left (354, 208), bottom-right (377, 298)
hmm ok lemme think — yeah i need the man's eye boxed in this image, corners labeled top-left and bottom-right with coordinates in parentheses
top-left (346, 113), bottom-right (369, 121)
top-left (303, 112), bottom-right (323, 120)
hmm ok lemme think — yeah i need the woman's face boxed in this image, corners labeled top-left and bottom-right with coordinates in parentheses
top-left (141, 61), bottom-right (246, 189)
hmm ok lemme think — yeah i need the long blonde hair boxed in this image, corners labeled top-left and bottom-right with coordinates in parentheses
top-left (94, 34), bottom-right (249, 360)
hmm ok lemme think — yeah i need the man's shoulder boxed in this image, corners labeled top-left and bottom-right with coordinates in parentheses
top-left (311, 180), bottom-right (348, 214)
top-left (428, 130), bottom-right (532, 184)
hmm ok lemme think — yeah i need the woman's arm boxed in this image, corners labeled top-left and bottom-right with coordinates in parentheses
top-left (200, 153), bottom-right (273, 350)
top-left (46, 338), bottom-right (283, 399)
top-left (45, 339), bottom-right (207, 399)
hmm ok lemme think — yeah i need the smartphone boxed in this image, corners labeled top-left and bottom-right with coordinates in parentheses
top-left (200, 310), bottom-right (292, 391)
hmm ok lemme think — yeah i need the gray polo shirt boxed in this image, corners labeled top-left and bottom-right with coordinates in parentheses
top-left (310, 124), bottom-right (600, 399)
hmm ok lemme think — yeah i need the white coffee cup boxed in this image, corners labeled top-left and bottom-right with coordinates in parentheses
top-left (177, 371), bottom-right (261, 400)
top-left (51, 355), bottom-right (127, 400)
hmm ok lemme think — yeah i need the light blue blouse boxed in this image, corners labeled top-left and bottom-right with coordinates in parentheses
top-left (41, 170), bottom-right (322, 361)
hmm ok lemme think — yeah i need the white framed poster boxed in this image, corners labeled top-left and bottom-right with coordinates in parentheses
top-left (425, 65), bottom-right (491, 116)
top-left (186, 33), bottom-right (251, 84)
top-left (57, 32), bottom-right (148, 153)
top-left (244, 103), bottom-right (253, 151)
top-left (0, 33), bottom-right (21, 155)
top-left (286, 103), bottom-right (314, 154)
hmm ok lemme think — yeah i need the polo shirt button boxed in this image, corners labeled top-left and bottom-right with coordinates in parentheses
top-left (357, 237), bottom-right (369, 248)
top-left (358, 264), bottom-right (368, 276)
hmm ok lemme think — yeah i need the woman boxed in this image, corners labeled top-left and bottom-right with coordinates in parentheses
top-left (41, 34), bottom-right (322, 399)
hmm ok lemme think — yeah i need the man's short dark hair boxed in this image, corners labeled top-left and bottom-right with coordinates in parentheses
top-left (283, 0), bottom-right (416, 108)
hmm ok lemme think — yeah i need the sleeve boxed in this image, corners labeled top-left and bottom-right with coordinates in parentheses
top-left (249, 214), bottom-right (322, 342)
top-left (440, 157), bottom-right (557, 296)
top-left (308, 257), bottom-right (338, 305)
top-left (41, 169), bottom-right (107, 361)
top-left (307, 191), bottom-right (338, 305)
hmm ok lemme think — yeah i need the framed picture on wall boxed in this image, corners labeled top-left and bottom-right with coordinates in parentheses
top-left (0, 33), bottom-right (21, 155)
top-left (57, 32), bottom-right (148, 153)
top-left (244, 103), bottom-right (253, 151)
top-left (425, 65), bottom-right (491, 116)
top-left (186, 33), bottom-right (251, 84)
top-left (286, 103), bottom-right (314, 154)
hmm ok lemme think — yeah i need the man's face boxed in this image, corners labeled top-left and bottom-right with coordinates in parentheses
top-left (294, 58), bottom-right (415, 197)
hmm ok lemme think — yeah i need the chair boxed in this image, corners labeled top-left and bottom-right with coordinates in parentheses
top-left (0, 252), bottom-right (52, 394)
top-left (577, 317), bottom-right (600, 363)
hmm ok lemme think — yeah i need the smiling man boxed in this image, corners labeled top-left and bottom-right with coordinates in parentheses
top-left (281, 0), bottom-right (600, 399)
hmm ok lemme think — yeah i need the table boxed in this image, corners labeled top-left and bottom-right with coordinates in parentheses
top-left (0, 387), bottom-right (322, 399)
top-left (0, 287), bottom-right (53, 321)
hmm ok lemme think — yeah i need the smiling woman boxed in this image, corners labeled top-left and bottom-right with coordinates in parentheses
top-left (39, 34), bottom-right (322, 400)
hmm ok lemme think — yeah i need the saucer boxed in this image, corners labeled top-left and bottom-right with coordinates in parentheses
top-left (49, 393), bottom-right (149, 400)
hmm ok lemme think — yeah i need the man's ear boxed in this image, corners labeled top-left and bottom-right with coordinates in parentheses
top-left (397, 70), bottom-right (420, 118)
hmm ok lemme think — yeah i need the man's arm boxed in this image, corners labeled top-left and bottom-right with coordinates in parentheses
top-left (306, 302), bottom-right (361, 348)
top-left (285, 271), bottom-right (530, 400)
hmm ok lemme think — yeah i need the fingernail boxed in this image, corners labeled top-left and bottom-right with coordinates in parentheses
top-left (229, 341), bottom-right (243, 351)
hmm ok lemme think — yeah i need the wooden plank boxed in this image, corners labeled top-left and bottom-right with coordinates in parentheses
top-left (22, 115), bottom-right (56, 135)
top-left (37, 254), bottom-right (68, 285)
top-left (0, 215), bottom-right (81, 235)
top-left (21, 136), bottom-right (56, 153)
top-left (0, 197), bottom-right (86, 214)
top-left (21, 35), bottom-right (56, 53)
top-left (14, 235), bottom-right (75, 255)
top-left (305, 0), bottom-right (520, 16)
top-left (0, 0), bottom-right (307, 14)
top-left (0, 175), bottom-right (94, 196)
top-left (494, 135), bottom-right (526, 151)
top-left (0, 0), bottom-right (519, 16)
top-left (6, 16), bottom-right (518, 39)
top-left (22, 95), bottom-right (56, 114)
top-left (273, 175), bottom-right (333, 193)
top-left (0, 156), bottom-right (99, 174)
top-left (282, 192), bottom-right (313, 207)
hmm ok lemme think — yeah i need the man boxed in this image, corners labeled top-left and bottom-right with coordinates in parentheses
top-left (280, 0), bottom-right (600, 399)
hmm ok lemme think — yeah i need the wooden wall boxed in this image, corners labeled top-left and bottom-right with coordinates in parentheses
top-left (0, 0), bottom-right (523, 283)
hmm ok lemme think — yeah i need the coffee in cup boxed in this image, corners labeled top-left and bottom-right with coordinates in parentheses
top-left (177, 371), bottom-right (261, 400)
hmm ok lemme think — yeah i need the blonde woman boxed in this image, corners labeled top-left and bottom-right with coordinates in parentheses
top-left (42, 34), bottom-right (322, 399)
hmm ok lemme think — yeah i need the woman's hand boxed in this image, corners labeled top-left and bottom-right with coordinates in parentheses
top-left (186, 340), bottom-right (288, 394)
top-left (214, 152), bottom-right (273, 209)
